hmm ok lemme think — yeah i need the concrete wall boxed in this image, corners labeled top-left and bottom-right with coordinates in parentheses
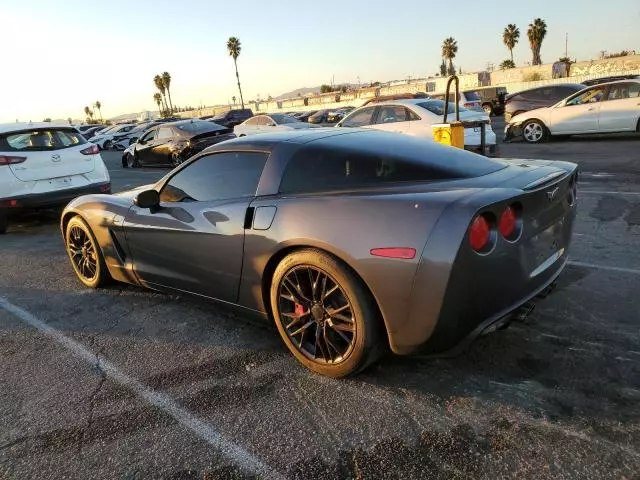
top-left (177, 55), bottom-right (640, 118)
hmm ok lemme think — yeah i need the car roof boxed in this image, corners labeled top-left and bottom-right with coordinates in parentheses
top-left (583, 78), bottom-right (640, 87)
top-left (363, 98), bottom-right (433, 107)
top-left (0, 122), bottom-right (77, 134)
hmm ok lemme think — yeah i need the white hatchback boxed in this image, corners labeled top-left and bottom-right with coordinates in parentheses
top-left (336, 99), bottom-right (498, 156)
top-left (0, 123), bottom-right (111, 233)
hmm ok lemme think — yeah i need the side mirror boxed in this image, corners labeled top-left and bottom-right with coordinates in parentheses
top-left (134, 189), bottom-right (160, 209)
top-left (129, 137), bottom-right (138, 145)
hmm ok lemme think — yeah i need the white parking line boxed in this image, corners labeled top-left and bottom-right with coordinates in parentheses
top-left (568, 261), bottom-right (640, 275)
top-left (578, 190), bottom-right (640, 196)
top-left (0, 296), bottom-right (285, 480)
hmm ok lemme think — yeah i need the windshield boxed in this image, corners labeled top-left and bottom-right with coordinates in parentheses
top-left (417, 100), bottom-right (468, 116)
top-left (270, 114), bottom-right (298, 124)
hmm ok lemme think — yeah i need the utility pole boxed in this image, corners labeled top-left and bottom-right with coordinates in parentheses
top-left (565, 33), bottom-right (568, 58)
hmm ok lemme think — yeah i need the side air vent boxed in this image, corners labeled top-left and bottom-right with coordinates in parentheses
top-left (109, 230), bottom-right (127, 262)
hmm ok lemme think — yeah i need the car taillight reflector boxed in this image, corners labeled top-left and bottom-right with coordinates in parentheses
top-left (80, 144), bottom-right (100, 155)
top-left (0, 199), bottom-right (18, 207)
top-left (0, 155), bottom-right (27, 165)
top-left (499, 206), bottom-right (517, 238)
top-left (469, 215), bottom-right (490, 251)
top-left (370, 247), bottom-right (416, 259)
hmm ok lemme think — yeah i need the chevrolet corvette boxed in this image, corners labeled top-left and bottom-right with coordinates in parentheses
top-left (61, 128), bottom-right (578, 377)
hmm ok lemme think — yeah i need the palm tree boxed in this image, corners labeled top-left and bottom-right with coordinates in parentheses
top-left (441, 37), bottom-right (458, 76)
top-left (500, 59), bottom-right (516, 70)
top-left (153, 93), bottom-right (163, 115)
top-left (67, 117), bottom-right (72, 125)
top-left (227, 37), bottom-right (245, 109)
top-left (94, 101), bottom-right (103, 121)
top-left (527, 18), bottom-right (547, 65)
top-left (503, 24), bottom-right (520, 63)
top-left (232, 95), bottom-right (236, 105)
top-left (84, 106), bottom-right (93, 122)
top-left (154, 75), bottom-right (168, 112)
top-left (161, 72), bottom-right (173, 113)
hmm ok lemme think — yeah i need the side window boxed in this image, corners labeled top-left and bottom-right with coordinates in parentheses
top-left (279, 145), bottom-right (456, 194)
top-left (140, 130), bottom-right (156, 143)
top-left (244, 117), bottom-right (259, 125)
top-left (156, 127), bottom-right (174, 140)
top-left (607, 83), bottom-right (640, 100)
top-left (375, 106), bottom-right (409, 124)
top-left (159, 152), bottom-right (269, 203)
top-left (406, 108), bottom-right (421, 121)
top-left (566, 87), bottom-right (606, 106)
top-left (341, 107), bottom-right (376, 127)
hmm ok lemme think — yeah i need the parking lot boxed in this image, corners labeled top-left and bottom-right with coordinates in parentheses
top-left (1, 124), bottom-right (639, 479)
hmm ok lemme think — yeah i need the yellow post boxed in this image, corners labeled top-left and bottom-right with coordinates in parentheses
top-left (432, 122), bottom-right (465, 148)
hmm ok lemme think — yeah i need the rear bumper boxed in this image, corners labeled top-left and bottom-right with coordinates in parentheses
top-left (0, 182), bottom-right (111, 214)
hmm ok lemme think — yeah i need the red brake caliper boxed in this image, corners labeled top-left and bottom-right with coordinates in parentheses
top-left (294, 303), bottom-right (305, 317)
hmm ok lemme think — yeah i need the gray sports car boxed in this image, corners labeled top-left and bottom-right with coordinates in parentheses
top-left (61, 128), bottom-right (578, 377)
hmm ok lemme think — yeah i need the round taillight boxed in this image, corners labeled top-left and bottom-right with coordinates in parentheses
top-left (499, 206), bottom-right (517, 238)
top-left (470, 215), bottom-right (490, 251)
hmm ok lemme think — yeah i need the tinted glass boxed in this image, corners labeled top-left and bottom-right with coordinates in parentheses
top-left (270, 114), bottom-right (298, 124)
top-left (174, 120), bottom-right (224, 133)
top-left (417, 100), bottom-right (466, 115)
top-left (156, 127), bottom-right (174, 139)
top-left (463, 91), bottom-right (481, 101)
top-left (280, 135), bottom-right (505, 193)
top-left (160, 152), bottom-right (269, 202)
top-left (0, 129), bottom-right (86, 152)
top-left (341, 107), bottom-right (376, 127)
top-left (140, 130), bottom-right (156, 142)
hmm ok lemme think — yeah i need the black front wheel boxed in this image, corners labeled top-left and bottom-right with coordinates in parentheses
top-left (270, 249), bottom-right (383, 377)
top-left (65, 216), bottom-right (110, 288)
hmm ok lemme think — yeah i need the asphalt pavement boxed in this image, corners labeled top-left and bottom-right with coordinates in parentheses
top-left (1, 127), bottom-right (639, 479)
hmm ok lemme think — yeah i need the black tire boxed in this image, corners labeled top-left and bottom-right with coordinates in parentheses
top-left (103, 139), bottom-right (113, 150)
top-left (125, 153), bottom-right (138, 168)
top-left (522, 119), bottom-right (549, 143)
top-left (65, 216), bottom-right (110, 288)
top-left (0, 215), bottom-right (7, 234)
top-left (270, 249), bottom-right (383, 378)
top-left (170, 152), bottom-right (184, 167)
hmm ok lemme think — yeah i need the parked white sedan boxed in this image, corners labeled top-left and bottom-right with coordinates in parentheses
top-left (233, 114), bottom-right (314, 137)
top-left (505, 80), bottom-right (640, 143)
top-left (336, 99), bottom-right (498, 156)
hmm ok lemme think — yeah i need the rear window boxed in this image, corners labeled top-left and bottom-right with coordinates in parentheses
top-left (279, 133), bottom-right (505, 194)
top-left (417, 100), bottom-right (466, 116)
top-left (174, 120), bottom-right (225, 133)
top-left (463, 91), bottom-right (481, 101)
top-left (0, 129), bottom-right (87, 152)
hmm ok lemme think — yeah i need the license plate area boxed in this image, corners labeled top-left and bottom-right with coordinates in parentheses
top-left (49, 176), bottom-right (73, 188)
top-left (527, 220), bottom-right (566, 277)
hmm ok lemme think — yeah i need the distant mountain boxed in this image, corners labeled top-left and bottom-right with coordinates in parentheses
top-left (275, 84), bottom-right (356, 100)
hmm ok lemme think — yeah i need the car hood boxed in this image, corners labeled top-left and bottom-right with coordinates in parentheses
top-left (113, 183), bottom-right (158, 200)
top-left (286, 123), bottom-right (315, 129)
top-left (510, 107), bottom-right (551, 124)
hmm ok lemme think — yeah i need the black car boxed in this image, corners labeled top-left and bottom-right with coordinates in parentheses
top-left (295, 110), bottom-right (318, 122)
top-left (308, 109), bottom-right (333, 124)
top-left (122, 119), bottom-right (235, 168)
top-left (582, 75), bottom-right (640, 86)
top-left (210, 109), bottom-right (253, 128)
top-left (504, 84), bottom-right (585, 122)
top-left (464, 86), bottom-right (508, 116)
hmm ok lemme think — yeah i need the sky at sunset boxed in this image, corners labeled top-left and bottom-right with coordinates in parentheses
top-left (2, 0), bottom-right (639, 122)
